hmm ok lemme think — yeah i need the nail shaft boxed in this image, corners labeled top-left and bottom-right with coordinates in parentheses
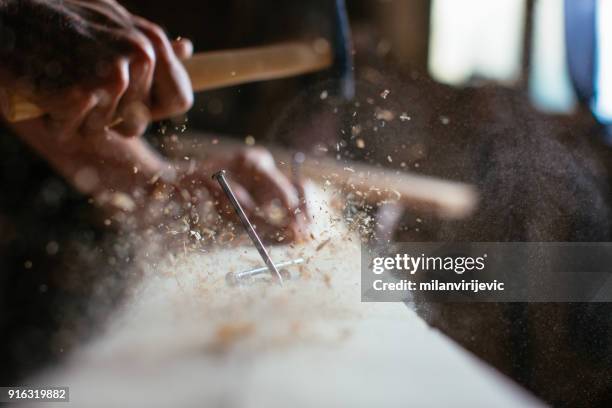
top-left (213, 170), bottom-right (284, 285)
top-left (226, 258), bottom-right (305, 286)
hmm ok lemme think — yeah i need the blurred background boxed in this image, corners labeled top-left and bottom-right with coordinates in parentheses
top-left (122, 0), bottom-right (580, 135)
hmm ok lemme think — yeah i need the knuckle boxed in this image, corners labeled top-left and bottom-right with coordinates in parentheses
top-left (238, 147), bottom-right (274, 168)
top-left (142, 23), bottom-right (168, 50)
top-left (75, 92), bottom-right (97, 111)
top-left (148, 24), bottom-right (167, 43)
top-left (106, 62), bottom-right (129, 95)
top-left (119, 124), bottom-right (146, 139)
top-left (130, 36), bottom-right (156, 70)
top-left (250, 147), bottom-right (274, 162)
top-left (60, 88), bottom-right (97, 113)
top-left (253, 146), bottom-right (271, 156)
top-left (158, 91), bottom-right (193, 116)
top-left (174, 92), bottom-right (194, 112)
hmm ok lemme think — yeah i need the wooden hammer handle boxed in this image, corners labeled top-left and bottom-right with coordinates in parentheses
top-left (186, 40), bottom-right (332, 91)
top-left (1, 40), bottom-right (332, 123)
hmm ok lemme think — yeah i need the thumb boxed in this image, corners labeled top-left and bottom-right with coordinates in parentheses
top-left (171, 38), bottom-right (194, 60)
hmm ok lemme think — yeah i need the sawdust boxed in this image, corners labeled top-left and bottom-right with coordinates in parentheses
top-left (50, 184), bottom-right (371, 370)
top-left (315, 238), bottom-right (331, 252)
top-left (213, 322), bottom-right (256, 351)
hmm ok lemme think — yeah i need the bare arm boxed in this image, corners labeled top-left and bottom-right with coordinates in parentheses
top-left (0, 0), bottom-right (308, 241)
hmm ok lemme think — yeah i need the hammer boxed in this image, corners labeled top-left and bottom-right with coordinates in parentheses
top-left (0, 0), bottom-right (354, 123)
top-left (0, 0), bottom-right (355, 122)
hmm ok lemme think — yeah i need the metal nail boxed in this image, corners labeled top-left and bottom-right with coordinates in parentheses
top-left (213, 170), bottom-right (284, 285)
top-left (226, 258), bottom-right (305, 286)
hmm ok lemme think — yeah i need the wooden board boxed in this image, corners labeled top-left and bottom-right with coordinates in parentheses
top-left (21, 187), bottom-right (542, 407)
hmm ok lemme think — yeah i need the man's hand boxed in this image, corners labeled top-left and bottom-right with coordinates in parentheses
top-left (0, 0), bottom-right (310, 243)
top-left (0, 0), bottom-right (193, 138)
top-left (162, 147), bottom-right (310, 244)
top-left (0, 0), bottom-right (194, 218)
top-left (197, 148), bottom-right (311, 243)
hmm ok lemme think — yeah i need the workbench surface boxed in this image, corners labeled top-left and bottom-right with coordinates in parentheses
top-left (21, 190), bottom-right (543, 408)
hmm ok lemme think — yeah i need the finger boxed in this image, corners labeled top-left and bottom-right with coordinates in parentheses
top-left (171, 38), bottom-right (193, 60)
top-left (46, 88), bottom-right (99, 141)
top-left (295, 179), bottom-right (310, 219)
top-left (250, 218), bottom-right (294, 243)
top-left (256, 202), bottom-right (310, 244)
top-left (133, 18), bottom-right (193, 120)
top-left (252, 165), bottom-right (301, 216)
top-left (114, 31), bottom-right (156, 137)
top-left (289, 178), bottom-right (312, 240)
top-left (234, 148), bottom-right (301, 215)
top-left (64, 0), bottom-right (133, 28)
top-left (255, 171), bottom-right (311, 243)
top-left (81, 58), bottom-right (130, 136)
top-left (25, 86), bottom-right (99, 143)
top-left (205, 178), bottom-right (256, 220)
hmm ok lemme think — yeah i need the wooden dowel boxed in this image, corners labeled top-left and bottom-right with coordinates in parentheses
top-left (174, 134), bottom-right (479, 220)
